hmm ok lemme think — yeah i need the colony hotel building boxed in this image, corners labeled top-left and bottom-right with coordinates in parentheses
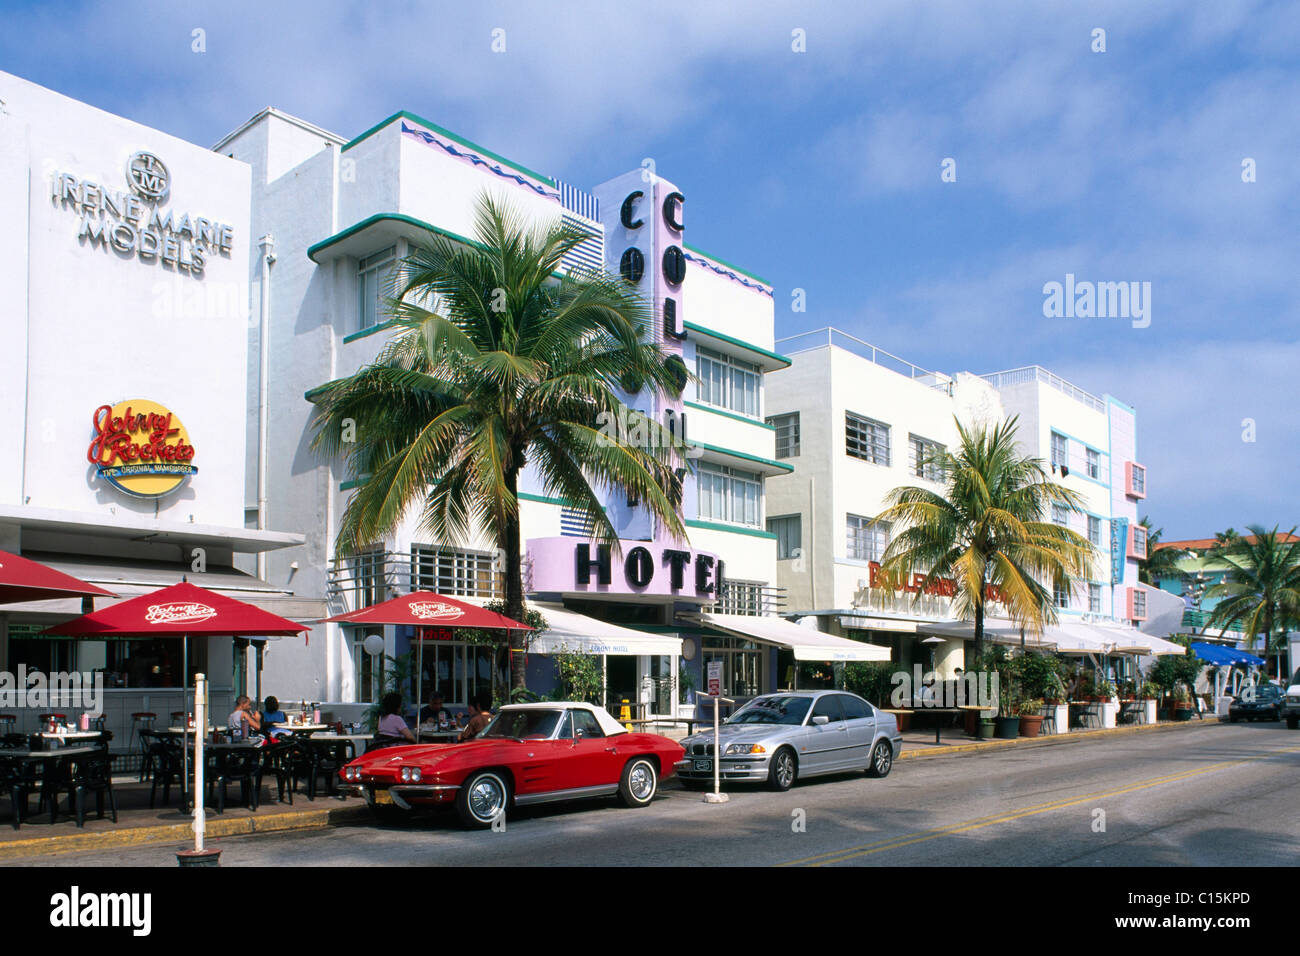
top-left (765, 330), bottom-right (1183, 678)
top-left (212, 106), bottom-right (885, 718)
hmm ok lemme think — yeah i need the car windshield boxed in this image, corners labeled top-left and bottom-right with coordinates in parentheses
top-left (726, 696), bottom-right (813, 726)
top-left (479, 709), bottom-right (562, 740)
top-left (1255, 685), bottom-right (1281, 699)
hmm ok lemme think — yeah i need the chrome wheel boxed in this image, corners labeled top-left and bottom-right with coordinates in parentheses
top-left (457, 770), bottom-right (509, 828)
top-left (629, 763), bottom-right (654, 800)
top-left (618, 758), bottom-right (658, 807)
top-left (769, 749), bottom-right (796, 791)
top-left (868, 740), bottom-right (893, 778)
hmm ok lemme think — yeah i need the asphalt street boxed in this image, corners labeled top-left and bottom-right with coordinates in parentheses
top-left (13, 722), bottom-right (1299, 867)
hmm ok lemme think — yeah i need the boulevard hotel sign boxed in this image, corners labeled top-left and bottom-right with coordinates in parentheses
top-left (50, 150), bottom-right (233, 276)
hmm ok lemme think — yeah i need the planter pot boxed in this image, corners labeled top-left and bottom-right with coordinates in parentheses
top-left (1157, 708), bottom-right (1172, 721)
top-left (994, 716), bottom-right (1021, 739)
top-left (1141, 699), bottom-right (1157, 724)
top-left (964, 709), bottom-right (978, 737)
top-left (977, 718), bottom-right (996, 739)
top-left (1018, 715), bottom-right (1044, 738)
top-left (1100, 701), bottom-right (1118, 729)
top-left (895, 712), bottom-right (912, 732)
top-left (1174, 707), bottom-right (1195, 721)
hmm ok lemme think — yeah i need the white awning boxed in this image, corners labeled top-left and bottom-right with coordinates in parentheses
top-left (527, 604), bottom-right (682, 656)
top-left (698, 612), bottom-right (891, 662)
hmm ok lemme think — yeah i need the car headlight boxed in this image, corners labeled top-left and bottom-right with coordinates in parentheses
top-left (399, 767), bottom-right (411, 782)
top-left (410, 767), bottom-right (422, 783)
top-left (725, 743), bottom-right (767, 755)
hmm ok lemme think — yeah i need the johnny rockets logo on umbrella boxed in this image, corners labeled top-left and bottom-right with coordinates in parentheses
top-left (144, 602), bottom-right (217, 625)
top-left (86, 399), bottom-right (197, 498)
top-left (409, 601), bottom-right (466, 621)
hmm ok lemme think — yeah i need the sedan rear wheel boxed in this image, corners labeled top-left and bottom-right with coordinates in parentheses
top-left (867, 740), bottom-right (894, 778)
top-left (618, 758), bottom-right (658, 807)
top-left (768, 748), bottom-right (796, 792)
top-left (457, 770), bottom-right (510, 829)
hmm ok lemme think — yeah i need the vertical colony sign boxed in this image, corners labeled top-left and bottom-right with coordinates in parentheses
top-left (50, 151), bottom-right (234, 276)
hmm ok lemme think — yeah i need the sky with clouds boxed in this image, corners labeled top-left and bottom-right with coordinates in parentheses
top-left (2, 0), bottom-right (1296, 538)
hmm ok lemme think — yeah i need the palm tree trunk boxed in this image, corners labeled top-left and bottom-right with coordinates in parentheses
top-left (503, 466), bottom-right (527, 692)
top-left (973, 596), bottom-right (985, 664)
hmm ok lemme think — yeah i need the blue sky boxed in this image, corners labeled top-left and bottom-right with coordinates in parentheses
top-left (2, 0), bottom-right (1296, 538)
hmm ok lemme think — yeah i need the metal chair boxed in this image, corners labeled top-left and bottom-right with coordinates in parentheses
top-left (1040, 704), bottom-right (1057, 736)
top-left (130, 713), bottom-right (158, 780)
top-left (68, 751), bottom-right (117, 828)
top-left (0, 715), bottom-right (16, 737)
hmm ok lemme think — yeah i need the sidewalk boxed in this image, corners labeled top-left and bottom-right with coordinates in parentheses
top-left (897, 714), bottom-right (1223, 760)
top-left (0, 777), bottom-right (368, 862)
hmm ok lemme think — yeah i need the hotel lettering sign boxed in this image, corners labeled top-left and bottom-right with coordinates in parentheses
top-left (51, 150), bottom-right (233, 277)
top-left (87, 399), bottom-right (198, 499)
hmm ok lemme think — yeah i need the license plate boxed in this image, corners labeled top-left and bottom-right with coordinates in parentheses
top-left (374, 789), bottom-right (394, 805)
top-left (693, 759), bottom-right (713, 773)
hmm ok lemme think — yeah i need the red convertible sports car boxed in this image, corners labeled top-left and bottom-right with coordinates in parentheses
top-left (339, 702), bottom-right (685, 828)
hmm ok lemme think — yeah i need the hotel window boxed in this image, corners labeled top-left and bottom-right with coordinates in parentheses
top-left (410, 546), bottom-right (499, 597)
top-left (1131, 524), bottom-right (1148, 559)
top-left (767, 514), bottom-right (802, 560)
top-left (1131, 588), bottom-right (1147, 620)
top-left (358, 246), bottom-right (397, 331)
top-left (767, 412), bottom-right (800, 459)
top-left (1051, 504), bottom-right (1069, 527)
top-left (1129, 463), bottom-right (1146, 496)
top-left (351, 547), bottom-right (386, 608)
top-left (696, 346), bottom-right (760, 418)
top-left (715, 580), bottom-right (766, 616)
top-left (1086, 448), bottom-right (1100, 479)
top-left (696, 462), bottom-right (761, 527)
top-left (1088, 515), bottom-right (1102, 547)
top-left (1088, 584), bottom-right (1103, 614)
top-left (908, 434), bottom-right (945, 482)
top-left (847, 514), bottom-right (890, 562)
top-left (846, 412), bottom-right (890, 465)
top-left (1054, 581), bottom-right (1069, 609)
top-left (1051, 432), bottom-right (1068, 468)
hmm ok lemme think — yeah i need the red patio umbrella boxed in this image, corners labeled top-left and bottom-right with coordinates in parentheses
top-left (0, 549), bottom-right (114, 604)
top-left (43, 580), bottom-right (309, 807)
top-left (318, 591), bottom-right (530, 742)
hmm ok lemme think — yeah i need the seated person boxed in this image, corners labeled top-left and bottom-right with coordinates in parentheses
top-left (262, 696), bottom-right (290, 737)
top-left (226, 695), bottom-right (262, 740)
top-left (376, 692), bottom-right (415, 744)
top-left (458, 692), bottom-right (493, 742)
top-left (417, 693), bottom-right (448, 728)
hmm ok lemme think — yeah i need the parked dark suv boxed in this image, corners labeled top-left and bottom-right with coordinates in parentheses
top-left (1228, 684), bottom-right (1283, 722)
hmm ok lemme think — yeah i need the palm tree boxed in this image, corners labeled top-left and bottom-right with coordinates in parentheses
top-left (874, 416), bottom-right (1094, 661)
top-left (1204, 524), bottom-right (1300, 679)
top-left (311, 194), bottom-right (688, 690)
top-left (1138, 517), bottom-right (1187, 586)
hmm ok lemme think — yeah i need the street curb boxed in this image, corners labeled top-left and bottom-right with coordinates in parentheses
top-left (897, 716), bottom-right (1222, 761)
top-left (0, 803), bottom-right (371, 862)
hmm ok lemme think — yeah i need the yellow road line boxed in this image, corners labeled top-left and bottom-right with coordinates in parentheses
top-left (782, 743), bottom-right (1300, 867)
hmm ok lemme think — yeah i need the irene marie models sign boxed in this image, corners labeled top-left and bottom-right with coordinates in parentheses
top-left (50, 150), bottom-right (233, 277)
top-left (86, 400), bottom-right (198, 499)
top-left (527, 537), bottom-right (724, 600)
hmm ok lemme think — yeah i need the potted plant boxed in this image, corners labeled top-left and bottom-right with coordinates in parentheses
top-left (984, 648), bottom-right (1021, 738)
top-left (1017, 697), bottom-right (1045, 738)
top-left (1174, 686), bottom-right (1195, 720)
top-left (1093, 678), bottom-right (1118, 727)
top-left (978, 716), bottom-right (997, 739)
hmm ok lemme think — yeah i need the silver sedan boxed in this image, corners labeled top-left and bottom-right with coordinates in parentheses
top-left (674, 690), bottom-right (902, 791)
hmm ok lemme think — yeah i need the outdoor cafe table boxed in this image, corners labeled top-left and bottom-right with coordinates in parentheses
top-left (883, 707), bottom-right (963, 744)
top-left (35, 731), bottom-right (106, 745)
top-left (957, 704), bottom-right (996, 737)
top-left (0, 745), bottom-right (101, 824)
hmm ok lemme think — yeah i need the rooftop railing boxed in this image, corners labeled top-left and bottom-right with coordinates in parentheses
top-left (979, 366), bottom-right (1106, 413)
top-left (776, 328), bottom-right (954, 394)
